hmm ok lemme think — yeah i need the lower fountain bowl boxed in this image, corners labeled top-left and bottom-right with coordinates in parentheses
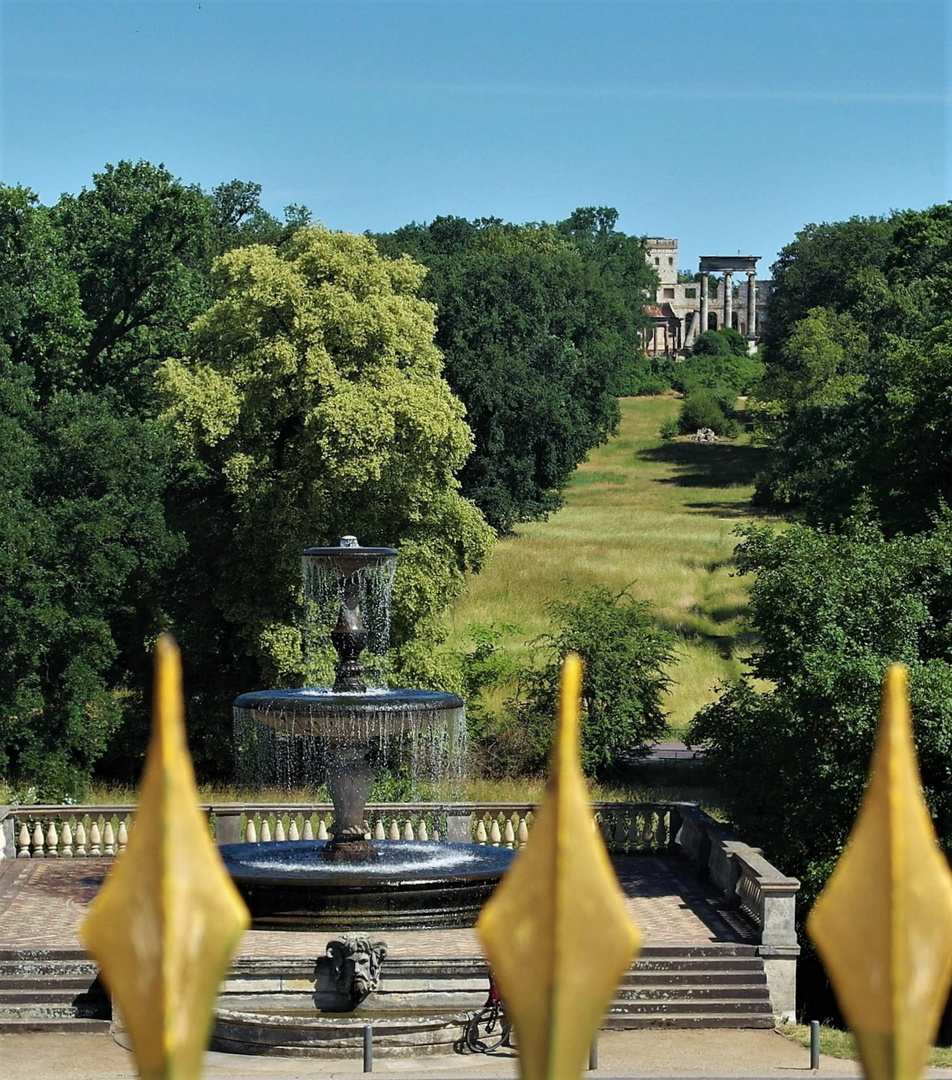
top-left (219, 840), bottom-right (516, 930)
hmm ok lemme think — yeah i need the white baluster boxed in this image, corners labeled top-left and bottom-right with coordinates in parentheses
top-left (503, 820), bottom-right (515, 849)
top-left (245, 820), bottom-right (257, 844)
top-left (117, 821), bottom-right (128, 853)
top-left (475, 820), bottom-right (487, 845)
top-left (303, 819), bottom-right (314, 840)
top-left (433, 829), bottom-right (441, 842)
top-left (417, 821), bottom-right (428, 842)
top-left (317, 819), bottom-right (328, 840)
top-left (17, 823), bottom-right (30, 858)
top-left (374, 820), bottom-right (385, 841)
top-left (260, 819), bottom-right (272, 843)
top-left (32, 822), bottom-right (45, 857)
top-left (61, 822), bottom-right (74, 858)
top-left (389, 820), bottom-right (400, 841)
top-left (274, 819), bottom-right (285, 842)
top-left (288, 820), bottom-right (300, 841)
top-left (518, 819), bottom-right (529, 848)
top-left (89, 822), bottom-right (102, 857)
top-left (402, 820), bottom-right (414, 841)
top-left (363, 821), bottom-right (371, 840)
top-left (103, 822), bottom-right (115, 856)
top-left (489, 820), bottom-right (502, 847)
top-left (75, 821), bottom-right (87, 857)
top-left (46, 822), bottom-right (59, 857)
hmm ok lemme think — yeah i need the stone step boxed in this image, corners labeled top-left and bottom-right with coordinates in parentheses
top-left (602, 1013), bottom-right (775, 1030)
top-left (0, 997), bottom-right (110, 1015)
top-left (0, 960), bottom-right (99, 978)
top-left (0, 976), bottom-right (105, 992)
top-left (0, 988), bottom-right (108, 1007)
top-left (621, 971), bottom-right (766, 987)
top-left (636, 945), bottom-right (759, 957)
top-left (615, 984), bottom-right (769, 1001)
top-left (610, 997), bottom-right (773, 1016)
top-left (631, 958), bottom-right (764, 973)
top-left (0, 1017), bottom-right (112, 1035)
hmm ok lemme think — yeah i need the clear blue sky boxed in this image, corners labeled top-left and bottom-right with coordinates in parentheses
top-left (1, 0), bottom-right (948, 274)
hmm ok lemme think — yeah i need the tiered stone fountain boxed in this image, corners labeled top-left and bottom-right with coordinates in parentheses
top-left (219, 538), bottom-right (514, 930)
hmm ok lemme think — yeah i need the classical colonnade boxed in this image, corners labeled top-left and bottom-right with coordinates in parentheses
top-left (698, 255), bottom-right (759, 338)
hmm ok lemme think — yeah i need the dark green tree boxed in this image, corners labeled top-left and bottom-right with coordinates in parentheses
top-left (0, 186), bottom-right (182, 795)
top-left (754, 202), bottom-right (952, 532)
top-left (690, 517), bottom-right (952, 906)
top-left (376, 212), bottom-right (653, 531)
top-left (763, 215), bottom-right (896, 358)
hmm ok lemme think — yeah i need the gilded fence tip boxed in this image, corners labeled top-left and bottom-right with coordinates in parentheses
top-left (808, 663), bottom-right (952, 1080)
top-left (477, 651), bottom-right (642, 1080)
top-left (80, 634), bottom-right (250, 1080)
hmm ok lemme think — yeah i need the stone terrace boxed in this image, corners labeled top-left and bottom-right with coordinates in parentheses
top-left (0, 854), bottom-right (755, 957)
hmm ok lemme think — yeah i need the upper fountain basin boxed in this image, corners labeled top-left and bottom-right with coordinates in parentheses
top-left (303, 545), bottom-right (397, 578)
top-left (233, 687), bottom-right (464, 741)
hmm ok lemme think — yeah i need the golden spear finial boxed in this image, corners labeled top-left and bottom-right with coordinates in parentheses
top-left (80, 635), bottom-right (250, 1080)
top-left (477, 652), bottom-right (642, 1080)
top-left (808, 663), bottom-right (952, 1080)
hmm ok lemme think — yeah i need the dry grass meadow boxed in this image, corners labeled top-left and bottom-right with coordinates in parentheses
top-left (447, 394), bottom-right (777, 734)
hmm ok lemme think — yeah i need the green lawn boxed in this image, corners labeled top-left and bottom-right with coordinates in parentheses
top-left (779, 1023), bottom-right (952, 1068)
top-left (447, 395), bottom-right (776, 732)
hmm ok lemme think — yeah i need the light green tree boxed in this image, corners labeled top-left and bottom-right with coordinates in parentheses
top-left (159, 227), bottom-right (494, 694)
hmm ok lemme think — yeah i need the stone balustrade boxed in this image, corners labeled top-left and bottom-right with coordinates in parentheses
top-left (0, 801), bottom-right (684, 860)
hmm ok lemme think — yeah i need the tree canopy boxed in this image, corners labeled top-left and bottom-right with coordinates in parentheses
top-left (690, 518), bottom-right (952, 906)
top-left (375, 210), bottom-right (655, 532)
top-left (754, 202), bottom-right (952, 533)
top-left (0, 180), bottom-right (184, 796)
top-left (159, 227), bottom-right (494, 704)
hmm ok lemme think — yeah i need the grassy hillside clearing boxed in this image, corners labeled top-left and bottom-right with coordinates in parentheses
top-left (447, 395), bottom-right (777, 732)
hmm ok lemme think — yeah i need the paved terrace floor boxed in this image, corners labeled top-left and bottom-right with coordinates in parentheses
top-left (0, 854), bottom-right (754, 954)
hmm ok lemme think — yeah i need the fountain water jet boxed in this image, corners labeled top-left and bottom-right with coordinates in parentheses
top-left (220, 538), bottom-right (514, 929)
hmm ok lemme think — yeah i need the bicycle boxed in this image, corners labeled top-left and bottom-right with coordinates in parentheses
top-left (464, 973), bottom-right (512, 1053)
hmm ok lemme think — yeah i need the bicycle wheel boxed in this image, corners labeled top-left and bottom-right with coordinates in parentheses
top-left (465, 1008), bottom-right (509, 1053)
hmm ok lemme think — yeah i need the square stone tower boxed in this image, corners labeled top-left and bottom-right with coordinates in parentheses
top-left (646, 238), bottom-right (678, 286)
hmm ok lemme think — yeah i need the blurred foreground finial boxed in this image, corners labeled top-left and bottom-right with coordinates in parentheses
top-left (477, 652), bottom-right (642, 1080)
top-left (80, 635), bottom-right (250, 1080)
top-left (808, 664), bottom-right (952, 1080)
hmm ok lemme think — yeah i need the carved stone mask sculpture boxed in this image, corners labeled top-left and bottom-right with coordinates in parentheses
top-left (326, 934), bottom-right (388, 1007)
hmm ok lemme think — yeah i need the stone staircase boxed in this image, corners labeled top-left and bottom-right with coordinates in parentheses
top-left (0, 950), bottom-right (111, 1033)
top-left (608, 945), bottom-right (774, 1029)
top-left (0, 945), bottom-right (774, 1037)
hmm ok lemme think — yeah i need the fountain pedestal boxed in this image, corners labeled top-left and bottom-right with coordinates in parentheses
top-left (323, 743), bottom-right (377, 862)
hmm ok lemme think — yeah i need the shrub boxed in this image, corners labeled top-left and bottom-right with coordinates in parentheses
top-left (496, 585), bottom-right (676, 778)
top-left (677, 388), bottom-right (738, 436)
top-left (659, 417), bottom-right (679, 440)
top-left (690, 328), bottom-right (749, 358)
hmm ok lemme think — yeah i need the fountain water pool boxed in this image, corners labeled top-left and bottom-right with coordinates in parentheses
top-left (220, 537), bottom-right (514, 929)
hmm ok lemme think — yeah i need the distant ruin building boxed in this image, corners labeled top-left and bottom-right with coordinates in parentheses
top-left (643, 239), bottom-right (772, 357)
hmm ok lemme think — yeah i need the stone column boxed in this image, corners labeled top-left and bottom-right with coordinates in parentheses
top-left (699, 273), bottom-right (709, 334)
top-left (723, 271), bottom-right (733, 332)
top-left (746, 271), bottom-right (757, 339)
